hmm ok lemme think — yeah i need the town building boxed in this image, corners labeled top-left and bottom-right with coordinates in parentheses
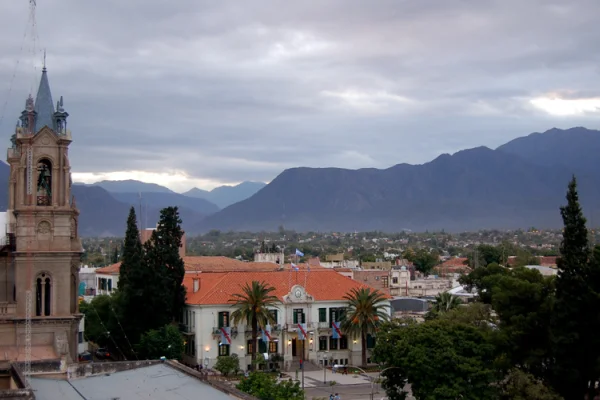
top-left (0, 66), bottom-right (83, 363)
top-left (180, 268), bottom-right (391, 371)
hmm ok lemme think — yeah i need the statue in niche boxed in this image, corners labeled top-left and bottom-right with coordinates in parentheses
top-left (36, 160), bottom-right (52, 206)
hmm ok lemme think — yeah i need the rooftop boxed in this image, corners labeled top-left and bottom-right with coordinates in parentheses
top-left (30, 363), bottom-right (237, 400)
top-left (96, 256), bottom-right (323, 275)
top-left (184, 269), bottom-right (384, 305)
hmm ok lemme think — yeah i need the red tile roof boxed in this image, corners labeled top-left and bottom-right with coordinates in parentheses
top-left (184, 269), bottom-right (385, 305)
top-left (95, 262), bottom-right (121, 275)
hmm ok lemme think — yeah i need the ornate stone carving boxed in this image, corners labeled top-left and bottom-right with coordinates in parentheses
top-left (37, 221), bottom-right (51, 234)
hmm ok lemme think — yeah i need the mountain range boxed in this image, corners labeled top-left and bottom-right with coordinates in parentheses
top-left (198, 127), bottom-right (600, 233)
top-left (0, 127), bottom-right (598, 235)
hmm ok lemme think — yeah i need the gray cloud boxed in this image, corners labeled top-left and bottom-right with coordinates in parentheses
top-left (1, 0), bottom-right (600, 188)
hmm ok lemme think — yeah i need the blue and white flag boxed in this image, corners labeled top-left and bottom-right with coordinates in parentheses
top-left (297, 323), bottom-right (307, 340)
top-left (332, 321), bottom-right (342, 339)
top-left (295, 249), bottom-right (304, 257)
top-left (220, 326), bottom-right (232, 345)
top-left (291, 263), bottom-right (299, 271)
top-left (261, 325), bottom-right (272, 342)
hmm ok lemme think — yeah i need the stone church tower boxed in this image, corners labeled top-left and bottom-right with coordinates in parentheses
top-left (0, 66), bottom-right (83, 364)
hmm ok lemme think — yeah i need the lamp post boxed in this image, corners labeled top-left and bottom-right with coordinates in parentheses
top-left (321, 352), bottom-right (330, 384)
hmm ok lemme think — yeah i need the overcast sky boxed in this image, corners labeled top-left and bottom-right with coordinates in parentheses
top-left (1, 0), bottom-right (599, 192)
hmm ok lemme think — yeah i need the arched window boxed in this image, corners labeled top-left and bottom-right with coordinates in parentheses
top-left (36, 159), bottom-right (52, 206)
top-left (35, 273), bottom-right (51, 316)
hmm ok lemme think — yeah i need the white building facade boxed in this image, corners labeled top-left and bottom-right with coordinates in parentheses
top-left (181, 273), bottom-right (390, 372)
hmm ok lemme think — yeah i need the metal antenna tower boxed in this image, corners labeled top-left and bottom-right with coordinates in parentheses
top-left (23, 0), bottom-right (39, 383)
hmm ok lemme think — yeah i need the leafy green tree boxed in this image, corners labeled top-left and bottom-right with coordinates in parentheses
top-left (144, 207), bottom-right (186, 327)
top-left (137, 324), bottom-right (183, 360)
top-left (214, 355), bottom-right (240, 376)
top-left (373, 319), bottom-right (498, 400)
top-left (499, 368), bottom-right (563, 400)
top-left (405, 248), bottom-right (439, 276)
top-left (459, 262), bottom-right (508, 304)
top-left (80, 294), bottom-right (128, 357)
top-left (237, 372), bottom-right (304, 400)
top-left (341, 287), bottom-right (390, 366)
top-left (549, 177), bottom-right (600, 399)
top-left (466, 244), bottom-right (508, 268)
top-left (489, 267), bottom-right (554, 378)
top-left (230, 281), bottom-right (279, 370)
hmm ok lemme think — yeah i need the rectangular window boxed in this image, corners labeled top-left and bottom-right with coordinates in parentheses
top-left (218, 344), bottom-right (230, 356)
top-left (330, 307), bottom-right (346, 323)
top-left (366, 334), bottom-right (376, 349)
top-left (78, 332), bottom-right (83, 344)
top-left (108, 279), bottom-right (112, 291)
top-left (318, 308), bottom-right (326, 322)
top-left (247, 339), bottom-right (253, 354)
top-left (269, 341), bottom-right (278, 353)
top-left (258, 339), bottom-right (267, 354)
top-left (340, 336), bottom-right (348, 350)
top-left (269, 309), bottom-right (278, 324)
top-left (392, 277), bottom-right (398, 284)
top-left (329, 337), bottom-right (338, 350)
top-left (319, 336), bottom-right (328, 351)
top-left (218, 311), bottom-right (229, 328)
top-left (293, 309), bottom-right (305, 324)
top-left (382, 276), bottom-right (389, 288)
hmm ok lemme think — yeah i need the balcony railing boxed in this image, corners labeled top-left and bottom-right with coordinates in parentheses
top-left (318, 322), bottom-right (330, 329)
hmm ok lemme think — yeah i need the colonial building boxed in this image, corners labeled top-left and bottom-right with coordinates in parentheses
top-left (0, 66), bottom-right (83, 363)
top-left (180, 268), bottom-right (391, 371)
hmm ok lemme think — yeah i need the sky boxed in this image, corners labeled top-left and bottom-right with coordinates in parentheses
top-left (1, 0), bottom-right (599, 193)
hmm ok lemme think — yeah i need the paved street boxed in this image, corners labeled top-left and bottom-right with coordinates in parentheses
top-left (304, 383), bottom-right (385, 400)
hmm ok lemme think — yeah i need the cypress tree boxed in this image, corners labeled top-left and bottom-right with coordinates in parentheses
top-left (550, 176), bottom-right (600, 398)
top-left (119, 207), bottom-right (143, 292)
top-left (144, 207), bottom-right (186, 326)
top-left (118, 207), bottom-right (149, 344)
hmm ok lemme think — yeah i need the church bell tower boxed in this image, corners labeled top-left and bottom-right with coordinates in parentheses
top-left (1, 65), bottom-right (83, 363)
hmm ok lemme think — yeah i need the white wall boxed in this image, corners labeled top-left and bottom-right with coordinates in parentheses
top-left (95, 273), bottom-right (119, 295)
top-left (78, 316), bottom-right (88, 354)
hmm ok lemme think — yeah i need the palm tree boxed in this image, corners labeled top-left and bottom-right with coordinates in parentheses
top-left (431, 292), bottom-right (462, 313)
top-left (230, 281), bottom-right (279, 370)
top-left (341, 287), bottom-right (390, 367)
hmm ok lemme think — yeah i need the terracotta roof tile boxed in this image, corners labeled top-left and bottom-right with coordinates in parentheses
top-left (95, 262), bottom-right (121, 275)
top-left (184, 269), bottom-right (386, 305)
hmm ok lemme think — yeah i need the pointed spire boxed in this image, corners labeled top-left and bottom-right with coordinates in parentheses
top-left (34, 66), bottom-right (55, 131)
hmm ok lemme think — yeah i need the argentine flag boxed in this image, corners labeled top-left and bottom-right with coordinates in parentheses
top-left (295, 249), bottom-right (304, 257)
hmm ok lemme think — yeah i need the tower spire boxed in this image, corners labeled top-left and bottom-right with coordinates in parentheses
top-left (34, 63), bottom-right (54, 131)
top-left (43, 49), bottom-right (46, 70)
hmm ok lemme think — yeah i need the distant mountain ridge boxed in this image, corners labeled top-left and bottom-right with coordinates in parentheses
top-left (183, 181), bottom-right (267, 208)
top-left (199, 127), bottom-right (600, 233)
top-left (1, 127), bottom-right (599, 235)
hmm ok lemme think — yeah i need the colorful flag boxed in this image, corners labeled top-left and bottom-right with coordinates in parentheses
top-left (220, 326), bottom-right (232, 345)
top-left (295, 249), bottom-right (304, 257)
top-left (297, 323), bottom-right (307, 340)
top-left (291, 263), bottom-right (299, 271)
top-left (261, 325), bottom-right (272, 342)
top-left (332, 321), bottom-right (342, 339)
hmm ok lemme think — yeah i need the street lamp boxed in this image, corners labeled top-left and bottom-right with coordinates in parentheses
top-left (320, 352), bottom-right (331, 384)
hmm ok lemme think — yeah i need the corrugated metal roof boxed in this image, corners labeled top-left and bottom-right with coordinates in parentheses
top-left (30, 364), bottom-right (234, 400)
